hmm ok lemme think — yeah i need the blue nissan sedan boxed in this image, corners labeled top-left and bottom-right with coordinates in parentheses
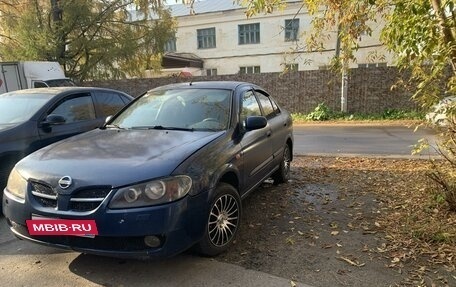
top-left (3, 81), bottom-right (293, 259)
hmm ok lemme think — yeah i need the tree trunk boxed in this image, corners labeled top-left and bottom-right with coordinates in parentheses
top-left (50, 0), bottom-right (65, 65)
top-left (430, 0), bottom-right (456, 74)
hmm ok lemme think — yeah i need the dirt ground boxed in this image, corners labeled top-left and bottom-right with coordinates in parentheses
top-left (218, 156), bottom-right (456, 287)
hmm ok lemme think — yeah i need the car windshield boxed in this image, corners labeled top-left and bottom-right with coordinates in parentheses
top-left (111, 88), bottom-right (232, 131)
top-left (0, 94), bottom-right (50, 124)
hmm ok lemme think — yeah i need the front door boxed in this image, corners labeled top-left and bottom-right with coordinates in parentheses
top-left (36, 93), bottom-right (99, 150)
top-left (239, 89), bottom-right (273, 194)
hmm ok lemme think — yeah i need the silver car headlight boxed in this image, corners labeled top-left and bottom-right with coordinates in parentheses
top-left (5, 168), bottom-right (27, 200)
top-left (108, 175), bottom-right (192, 209)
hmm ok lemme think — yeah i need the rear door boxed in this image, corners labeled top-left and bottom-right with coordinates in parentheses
top-left (1, 64), bottom-right (23, 92)
top-left (37, 93), bottom-right (99, 148)
top-left (239, 89), bottom-right (273, 194)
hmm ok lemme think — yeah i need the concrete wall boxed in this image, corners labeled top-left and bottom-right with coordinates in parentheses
top-left (85, 67), bottom-right (417, 114)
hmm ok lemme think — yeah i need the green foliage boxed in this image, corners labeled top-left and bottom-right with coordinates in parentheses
top-left (431, 231), bottom-right (452, 243)
top-left (305, 103), bottom-right (333, 121)
top-left (0, 0), bottom-right (176, 81)
top-left (380, 109), bottom-right (425, 120)
top-left (292, 106), bottom-right (424, 122)
top-left (434, 193), bottom-right (446, 205)
top-left (381, 0), bottom-right (456, 109)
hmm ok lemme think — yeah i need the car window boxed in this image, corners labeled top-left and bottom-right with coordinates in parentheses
top-left (33, 81), bottom-right (48, 88)
top-left (241, 90), bottom-right (261, 119)
top-left (270, 96), bottom-right (281, 114)
top-left (255, 91), bottom-right (275, 119)
top-left (119, 95), bottom-right (131, 104)
top-left (94, 91), bottom-right (127, 116)
top-left (111, 88), bottom-right (231, 131)
top-left (0, 93), bottom-right (50, 124)
top-left (49, 95), bottom-right (96, 123)
top-left (44, 79), bottom-right (76, 87)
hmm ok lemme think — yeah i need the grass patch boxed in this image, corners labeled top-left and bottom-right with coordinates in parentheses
top-left (292, 103), bottom-right (425, 123)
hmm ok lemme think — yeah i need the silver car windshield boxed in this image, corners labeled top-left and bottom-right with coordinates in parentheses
top-left (111, 88), bottom-right (232, 131)
top-left (0, 94), bottom-right (49, 124)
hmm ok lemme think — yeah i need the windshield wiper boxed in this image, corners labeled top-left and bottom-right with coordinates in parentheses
top-left (130, 125), bottom-right (194, 131)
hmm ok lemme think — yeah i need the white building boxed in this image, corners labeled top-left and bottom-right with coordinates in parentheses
top-left (141, 0), bottom-right (392, 77)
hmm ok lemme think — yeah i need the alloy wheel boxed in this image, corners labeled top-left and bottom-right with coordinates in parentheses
top-left (208, 194), bottom-right (239, 247)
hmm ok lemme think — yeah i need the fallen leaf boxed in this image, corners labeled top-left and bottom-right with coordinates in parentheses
top-left (336, 256), bottom-right (365, 267)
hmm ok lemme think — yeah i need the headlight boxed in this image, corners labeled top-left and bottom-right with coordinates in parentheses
top-left (5, 168), bottom-right (27, 199)
top-left (108, 175), bottom-right (192, 209)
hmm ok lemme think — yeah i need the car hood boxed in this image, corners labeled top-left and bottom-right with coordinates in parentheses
top-left (17, 129), bottom-right (224, 188)
top-left (0, 123), bottom-right (18, 132)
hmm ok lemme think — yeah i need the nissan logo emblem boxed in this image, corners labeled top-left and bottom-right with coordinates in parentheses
top-left (58, 176), bottom-right (72, 189)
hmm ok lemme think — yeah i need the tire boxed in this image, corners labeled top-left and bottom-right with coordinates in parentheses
top-left (272, 144), bottom-right (291, 185)
top-left (196, 183), bottom-right (241, 256)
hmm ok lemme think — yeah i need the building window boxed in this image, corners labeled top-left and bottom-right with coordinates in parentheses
top-left (240, 66), bottom-right (260, 74)
top-left (285, 63), bottom-right (298, 72)
top-left (164, 37), bottom-right (176, 52)
top-left (197, 28), bottom-right (216, 49)
top-left (285, 19), bottom-right (299, 41)
top-left (318, 65), bottom-right (330, 70)
top-left (238, 23), bottom-right (260, 45)
top-left (206, 69), bottom-right (217, 76)
top-left (358, 63), bottom-right (388, 68)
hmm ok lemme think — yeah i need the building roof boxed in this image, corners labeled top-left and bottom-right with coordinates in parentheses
top-left (167, 0), bottom-right (242, 17)
top-left (128, 0), bottom-right (240, 21)
top-left (162, 53), bottom-right (204, 69)
top-left (129, 0), bottom-right (301, 21)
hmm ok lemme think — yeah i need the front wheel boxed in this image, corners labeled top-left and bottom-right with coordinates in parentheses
top-left (196, 183), bottom-right (241, 256)
top-left (272, 144), bottom-right (291, 184)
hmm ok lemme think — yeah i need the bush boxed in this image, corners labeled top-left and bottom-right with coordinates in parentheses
top-left (429, 169), bottom-right (456, 212)
top-left (306, 103), bottom-right (333, 121)
top-left (428, 116), bottom-right (456, 212)
top-left (292, 106), bottom-right (424, 122)
top-left (381, 109), bottom-right (425, 120)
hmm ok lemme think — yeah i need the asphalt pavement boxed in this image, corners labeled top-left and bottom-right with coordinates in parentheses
top-left (0, 215), bottom-right (309, 287)
top-left (293, 124), bottom-right (438, 158)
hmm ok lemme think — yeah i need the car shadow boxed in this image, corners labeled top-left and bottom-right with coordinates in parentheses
top-left (68, 251), bottom-right (226, 286)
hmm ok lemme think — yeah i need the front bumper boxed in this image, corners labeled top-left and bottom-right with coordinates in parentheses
top-left (3, 189), bottom-right (210, 259)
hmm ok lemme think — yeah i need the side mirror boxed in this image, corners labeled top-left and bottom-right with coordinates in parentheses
top-left (245, 116), bottom-right (267, 131)
top-left (43, 114), bottom-right (66, 126)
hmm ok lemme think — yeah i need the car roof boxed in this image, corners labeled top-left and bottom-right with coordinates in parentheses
top-left (1, 87), bottom-right (133, 99)
top-left (151, 81), bottom-right (261, 91)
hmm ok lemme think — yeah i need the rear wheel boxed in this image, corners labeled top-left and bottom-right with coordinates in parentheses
top-left (196, 183), bottom-right (241, 256)
top-left (272, 144), bottom-right (291, 184)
